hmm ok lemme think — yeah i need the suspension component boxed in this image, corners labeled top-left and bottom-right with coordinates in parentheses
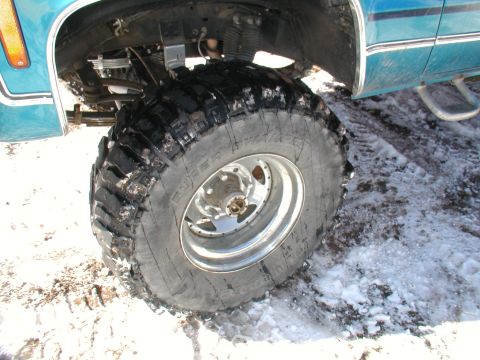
top-left (223, 14), bottom-right (262, 62)
top-left (67, 105), bottom-right (117, 126)
top-left (75, 63), bottom-right (104, 103)
top-left (160, 20), bottom-right (186, 70)
top-left (88, 56), bottom-right (131, 71)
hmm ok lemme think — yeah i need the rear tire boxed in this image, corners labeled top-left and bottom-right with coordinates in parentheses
top-left (90, 61), bottom-right (350, 312)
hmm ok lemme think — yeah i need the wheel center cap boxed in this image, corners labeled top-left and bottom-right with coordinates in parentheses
top-left (225, 195), bottom-right (248, 216)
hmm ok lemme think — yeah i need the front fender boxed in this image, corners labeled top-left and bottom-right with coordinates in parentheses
top-left (0, 0), bottom-right (100, 142)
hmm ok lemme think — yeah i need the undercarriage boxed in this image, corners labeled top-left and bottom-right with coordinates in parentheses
top-left (56, 0), bottom-right (356, 121)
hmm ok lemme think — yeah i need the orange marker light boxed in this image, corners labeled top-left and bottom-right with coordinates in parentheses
top-left (0, 0), bottom-right (29, 68)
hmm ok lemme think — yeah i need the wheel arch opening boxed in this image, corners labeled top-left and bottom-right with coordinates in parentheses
top-left (51, 0), bottom-right (360, 129)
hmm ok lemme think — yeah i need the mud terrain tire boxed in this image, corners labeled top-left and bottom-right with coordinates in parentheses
top-left (90, 61), bottom-right (350, 312)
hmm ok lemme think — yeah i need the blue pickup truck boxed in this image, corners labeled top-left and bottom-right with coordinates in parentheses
top-left (1, 0), bottom-right (479, 312)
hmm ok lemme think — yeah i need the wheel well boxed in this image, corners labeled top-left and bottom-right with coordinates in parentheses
top-left (55, 0), bottom-right (357, 89)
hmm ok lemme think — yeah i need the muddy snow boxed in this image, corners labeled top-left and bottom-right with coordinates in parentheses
top-left (1, 70), bottom-right (479, 359)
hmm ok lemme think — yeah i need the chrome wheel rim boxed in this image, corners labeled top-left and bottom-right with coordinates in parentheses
top-left (180, 154), bottom-right (305, 272)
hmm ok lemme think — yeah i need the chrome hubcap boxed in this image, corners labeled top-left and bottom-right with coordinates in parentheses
top-left (180, 154), bottom-right (305, 272)
top-left (186, 159), bottom-right (272, 237)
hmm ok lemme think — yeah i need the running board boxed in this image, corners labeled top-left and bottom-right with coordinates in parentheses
top-left (416, 77), bottom-right (480, 121)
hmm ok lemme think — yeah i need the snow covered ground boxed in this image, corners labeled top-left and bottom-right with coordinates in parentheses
top-left (1, 69), bottom-right (479, 359)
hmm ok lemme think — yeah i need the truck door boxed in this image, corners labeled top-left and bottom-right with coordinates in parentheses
top-left (360, 0), bottom-right (445, 97)
top-left (424, 0), bottom-right (480, 78)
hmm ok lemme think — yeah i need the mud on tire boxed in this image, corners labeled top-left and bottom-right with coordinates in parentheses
top-left (90, 61), bottom-right (351, 312)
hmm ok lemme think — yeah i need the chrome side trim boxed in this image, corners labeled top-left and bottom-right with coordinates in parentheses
top-left (437, 32), bottom-right (480, 45)
top-left (0, 74), bottom-right (53, 106)
top-left (348, 0), bottom-right (367, 96)
top-left (366, 32), bottom-right (480, 56)
top-left (366, 38), bottom-right (436, 56)
top-left (46, 0), bottom-right (101, 135)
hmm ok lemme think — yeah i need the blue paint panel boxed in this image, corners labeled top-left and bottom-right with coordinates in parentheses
top-left (366, 16), bottom-right (440, 45)
top-left (423, 67), bottom-right (480, 82)
top-left (0, 103), bottom-right (62, 142)
top-left (0, 0), bottom-right (78, 142)
top-left (362, 0), bottom-right (443, 13)
top-left (438, 13), bottom-right (480, 35)
top-left (438, 0), bottom-right (480, 36)
top-left (0, 0), bottom-right (78, 94)
top-left (363, 47), bottom-right (433, 95)
top-left (437, 0), bottom-right (480, 35)
top-left (362, 0), bottom-right (444, 45)
top-left (424, 0), bottom-right (480, 75)
top-left (357, 67), bottom-right (480, 98)
top-left (426, 41), bottom-right (480, 75)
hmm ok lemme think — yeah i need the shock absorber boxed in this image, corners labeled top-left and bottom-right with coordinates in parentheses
top-left (238, 17), bottom-right (261, 61)
top-left (223, 15), bottom-right (242, 61)
top-left (75, 63), bottom-right (104, 103)
top-left (223, 14), bottom-right (262, 62)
